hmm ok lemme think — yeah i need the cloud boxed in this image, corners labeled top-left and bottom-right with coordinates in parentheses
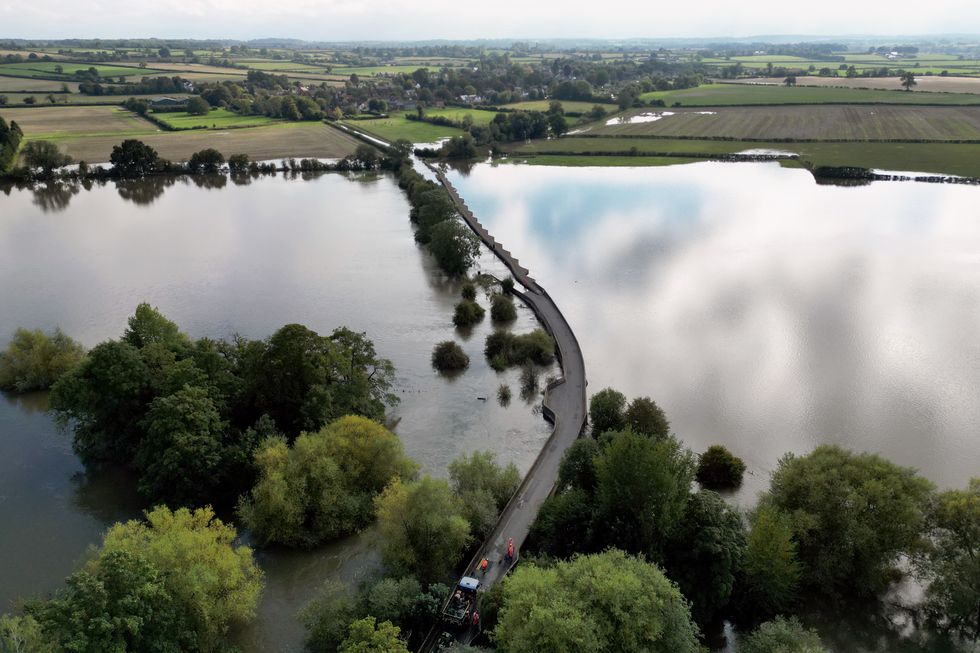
top-left (2, 0), bottom-right (978, 39)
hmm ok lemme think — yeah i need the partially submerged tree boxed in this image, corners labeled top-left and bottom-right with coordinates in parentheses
top-left (0, 327), bottom-right (85, 392)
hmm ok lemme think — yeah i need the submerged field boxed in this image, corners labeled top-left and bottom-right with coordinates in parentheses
top-left (505, 136), bottom-right (980, 177)
top-left (341, 116), bottom-right (464, 143)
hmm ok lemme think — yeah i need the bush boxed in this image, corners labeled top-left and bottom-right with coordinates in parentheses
top-left (0, 327), bottom-right (85, 392)
top-left (740, 617), bottom-right (828, 653)
top-left (453, 300), bottom-right (485, 327)
top-left (461, 282), bottom-right (477, 301)
top-left (696, 445), bottom-right (746, 489)
top-left (432, 341), bottom-right (469, 372)
top-left (484, 329), bottom-right (555, 368)
top-left (490, 294), bottom-right (517, 322)
top-left (498, 384), bottom-right (512, 405)
top-left (501, 276), bottom-right (515, 293)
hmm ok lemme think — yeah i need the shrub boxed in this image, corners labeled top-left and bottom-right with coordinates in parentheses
top-left (453, 300), bottom-right (485, 327)
top-left (432, 341), bottom-right (469, 372)
top-left (461, 282), bottom-right (477, 301)
top-left (740, 617), bottom-right (828, 653)
top-left (490, 294), bottom-right (517, 322)
top-left (501, 276), bottom-right (515, 293)
top-left (696, 445), bottom-right (746, 489)
top-left (498, 384), bottom-right (512, 405)
top-left (484, 329), bottom-right (555, 368)
top-left (0, 327), bottom-right (85, 392)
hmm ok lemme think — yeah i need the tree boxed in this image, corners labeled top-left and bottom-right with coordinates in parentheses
top-left (135, 385), bottom-right (227, 505)
top-left (489, 294), bottom-right (517, 323)
top-left (431, 341), bottom-right (469, 372)
top-left (109, 139), bottom-right (163, 177)
top-left (375, 477), bottom-right (471, 585)
top-left (696, 445), bottom-right (746, 489)
top-left (449, 450), bottom-right (520, 537)
top-left (21, 140), bottom-right (72, 175)
top-left (593, 430), bottom-right (696, 559)
top-left (0, 327), bottom-right (85, 392)
top-left (98, 506), bottom-right (263, 649)
top-left (548, 112), bottom-right (568, 137)
top-left (50, 340), bottom-right (152, 465)
top-left (228, 153), bottom-right (250, 172)
top-left (239, 416), bottom-right (415, 547)
top-left (740, 617), bottom-right (828, 653)
top-left (494, 551), bottom-right (701, 653)
top-left (28, 549), bottom-right (197, 653)
top-left (188, 148), bottom-right (224, 174)
top-left (734, 506), bottom-right (801, 622)
top-left (759, 445), bottom-right (934, 597)
top-left (784, 75), bottom-right (797, 87)
top-left (665, 491), bottom-right (745, 626)
top-left (918, 478), bottom-right (980, 640)
top-left (589, 387), bottom-right (626, 435)
top-left (186, 95), bottom-right (210, 115)
top-left (427, 220), bottom-right (480, 277)
top-left (301, 581), bottom-right (357, 653)
top-left (901, 71), bottom-right (917, 91)
top-left (0, 614), bottom-right (47, 653)
top-left (123, 302), bottom-right (186, 350)
top-left (624, 396), bottom-right (670, 439)
top-left (339, 618), bottom-right (409, 653)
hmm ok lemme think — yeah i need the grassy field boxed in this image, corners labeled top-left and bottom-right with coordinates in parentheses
top-left (753, 76), bottom-right (980, 95)
top-left (19, 122), bottom-right (362, 163)
top-left (503, 100), bottom-right (616, 113)
top-left (590, 105), bottom-right (980, 141)
top-left (331, 65), bottom-right (436, 76)
top-left (0, 77), bottom-right (80, 92)
top-left (0, 92), bottom-right (190, 106)
top-left (153, 109), bottom-right (280, 130)
top-left (341, 116), bottom-right (464, 143)
top-left (0, 62), bottom-right (152, 78)
top-left (423, 107), bottom-right (499, 125)
top-left (638, 83), bottom-right (980, 106)
top-left (1, 105), bottom-right (156, 139)
top-left (504, 136), bottom-right (980, 177)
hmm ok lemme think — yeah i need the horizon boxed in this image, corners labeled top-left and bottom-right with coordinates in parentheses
top-left (1, 0), bottom-right (979, 43)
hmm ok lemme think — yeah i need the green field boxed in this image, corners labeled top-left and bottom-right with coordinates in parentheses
top-left (423, 107), bottom-right (499, 125)
top-left (341, 116), bottom-right (464, 143)
top-left (504, 100), bottom-right (616, 113)
top-left (331, 65), bottom-right (438, 76)
top-left (504, 135), bottom-right (980, 177)
top-left (0, 62), bottom-right (152, 79)
top-left (590, 105), bottom-right (980, 141)
top-left (153, 109), bottom-right (279, 130)
top-left (639, 83), bottom-right (980, 106)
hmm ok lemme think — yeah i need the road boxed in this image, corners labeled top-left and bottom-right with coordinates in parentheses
top-left (419, 167), bottom-right (588, 650)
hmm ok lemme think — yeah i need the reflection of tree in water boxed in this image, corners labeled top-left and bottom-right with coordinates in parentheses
top-left (31, 181), bottom-right (81, 213)
top-left (189, 173), bottom-right (228, 190)
top-left (230, 171), bottom-right (255, 187)
top-left (0, 390), bottom-right (50, 415)
top-left (69, 467), bottom-right (143, 525)
top-left (115, 175), bottom-right (178, 206)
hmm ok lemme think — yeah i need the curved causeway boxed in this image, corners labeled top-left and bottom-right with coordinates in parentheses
top-left (421, 166), bottom-right (588, 649)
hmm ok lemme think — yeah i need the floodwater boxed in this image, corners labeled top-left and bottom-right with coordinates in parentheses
top-left (447, 162), bottom-right (980, 501)
top-left (0, 172), bottom-right (554, 651)
top-left (446, 161), bottom-right (980, 651)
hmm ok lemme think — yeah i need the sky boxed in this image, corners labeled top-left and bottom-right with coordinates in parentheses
top-left (1, 0), bottom-right (979, 41)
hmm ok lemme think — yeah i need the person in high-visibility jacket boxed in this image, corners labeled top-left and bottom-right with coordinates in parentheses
top-left (471, 611), bottom-right (480, 627)
top-left (479, 558), bottom-right (489, 573)
top-left (506, 538), bottom-right (515, 560)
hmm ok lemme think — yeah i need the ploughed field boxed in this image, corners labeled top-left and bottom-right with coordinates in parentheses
top-left (638, 83), bottom-right (980, 106)
top-left (591, 105), bottom-right (980, 141)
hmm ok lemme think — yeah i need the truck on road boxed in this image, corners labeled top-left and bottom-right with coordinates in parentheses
top-left (442, 576), bottom-right (480, 626)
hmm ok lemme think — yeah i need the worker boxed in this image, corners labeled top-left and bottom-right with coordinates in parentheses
top-left (471, 610), bottom-right (480, 627)
top-left (479, 557), bottom-right (489, 573)
top-left (506, 537), bottom-right (515, 561)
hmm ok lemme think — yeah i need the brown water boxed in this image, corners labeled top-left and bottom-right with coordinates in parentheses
top-left (0, 172), bottom-right (554, 651)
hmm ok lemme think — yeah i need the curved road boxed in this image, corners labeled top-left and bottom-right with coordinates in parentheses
top-left (419, 167), bottom-right (588, 649)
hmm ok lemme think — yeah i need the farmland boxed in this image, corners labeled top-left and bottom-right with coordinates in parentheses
top-left (341, 116), bottom-right (464, 143)
top-left (1, 105), bottom-right (157, 140)
top-left (590, 105), bottom-right (980, 141)
top-left (638, 83), bottom-right (980, 106)
top-left (0, 62), bottom-right (154, 79)
top-left (742, 75), bottom-right (980, 94)
top-left (152, 108), bottom-right (279, 129)
top-left (504, 100), bottom-right (616, 113)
